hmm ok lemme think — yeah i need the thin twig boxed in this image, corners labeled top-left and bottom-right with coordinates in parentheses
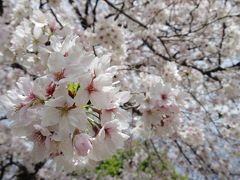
top-left (102, 0), bottom-right (148, 29)
top-left (0, 116), bottom-right (7, 121)
top-left (174, 140), bottom-right (192, 165)
top-left (49, 7), bottom-right (63, 29)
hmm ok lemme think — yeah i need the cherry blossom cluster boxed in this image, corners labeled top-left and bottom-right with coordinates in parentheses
top-left (2, 0), bottom-right (239, 178)
top-left (1, 6), bottom-right (131, 170)
top-left (133, 73), bottom-right (181, 138)
top-left (2, 40), bottom-right (130, 169)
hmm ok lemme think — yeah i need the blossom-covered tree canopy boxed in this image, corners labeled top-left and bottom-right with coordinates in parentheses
top-left (0, 0), bottom-right (239, 179)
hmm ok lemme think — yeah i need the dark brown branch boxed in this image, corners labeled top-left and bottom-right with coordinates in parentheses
top-left (159, 14), bottom-right (240, 38)
top-left (142, 38), bottom-right (172, 62)
top-left (185, 143), bottom-right (218, 175)
top-left (188, 1), bottom-right (200, 33)
top-left (69, 0), bottom-right (89, 29)
top-left (0, 0), bottom-right (3, 16)
top-left (0, 153), bottom-right (45, 180)
top-left (187, 90), bottom-right (223, 137)
top-left (49, 7), bottom-right (63, 29)
top-left (39, 0), bottom-right (47, 9)
top-left (149, 139), bottom-right (165, 165)
top-left (103, 0), bottom-right (148, 29)
top-left (92, 0), bottom-right (99, 24)
top-left (142, 37), bottom-right (237, 84)
top-left (174, 140), bottom-right (192, 165)
top-left (0, 116), bottom-right (7, 121)
top-left (10, 63), bottom-right (38, 79)
top-left (85, 0), bottom-right (91, 16)
top-left (217, 23), bottom-right (226, 65)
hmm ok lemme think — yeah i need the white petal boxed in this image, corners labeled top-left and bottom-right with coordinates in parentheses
top-left (114, 91), bottom-right (131, 104)
top-left (48, 52), bottom-right (66, 72)
top-left (45, 96), bottom-right (65, 107)
top-left (74, 89), bottom-right (89, 106)
top-left (41, 107), bottom-right (59, 126)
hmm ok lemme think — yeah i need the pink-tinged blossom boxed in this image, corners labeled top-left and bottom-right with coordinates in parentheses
top-left (138, 74), bottom-right (181, 137)
top-left (73, 134), bottom-right (93, 156)
top-left (179, 125), bottom-right (205, 147)
top-left (1, 77), bottom-right (44, 126)
top-left (101, 91), bottom-right (131, 128)
top-left (89, 120), bottom-right (129, 161)
top-left (40, 86), bottom-right (87, 136)
top-left (30, 124), bottom-right (52, 162)
top-left (74, 72), bottom-right (114, 109)
top-left (142, 105), bottom-right (180, 137)
top-left (47, 48), bottom-right (93, 84)
top-left (1, 0), bottom-right (240, 177)
top-left (1, 12), bottom-right (132, 169)
top-left (49, 135), bottom-right (74, 162)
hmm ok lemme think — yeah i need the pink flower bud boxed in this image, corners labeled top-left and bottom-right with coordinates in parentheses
top-left (73, 134), bottom-right (92, 156)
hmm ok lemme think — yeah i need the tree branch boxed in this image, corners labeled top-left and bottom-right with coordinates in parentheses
top-left (0, 0), bottom-right (3, 16)
top-left (103, 0), bottom-right (148, 29)
top-left (0, 116), bottom-right (7, 121)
